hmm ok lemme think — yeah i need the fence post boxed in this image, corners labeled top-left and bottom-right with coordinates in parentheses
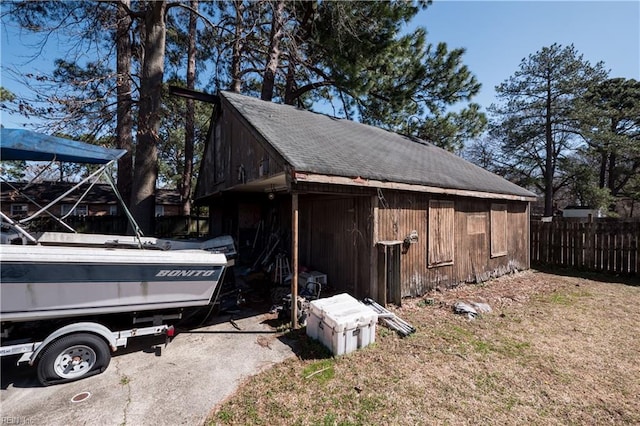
top-left (632, 223), bottom-right (638, 274)
top-left (621, 223), bottom-right (629, 274)
top-left (530, 221), bottom-right (538, 263)
top-left (540, 222), bottom-right (548, 263)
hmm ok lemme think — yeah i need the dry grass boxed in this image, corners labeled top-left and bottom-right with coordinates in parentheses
top-left (207, 270), bottom-right (640, 426)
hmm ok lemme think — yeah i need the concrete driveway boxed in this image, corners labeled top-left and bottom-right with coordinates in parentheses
top-left (0, 309), bottom-right (295, 425)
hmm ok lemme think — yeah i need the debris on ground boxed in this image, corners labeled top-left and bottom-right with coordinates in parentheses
top-left (363, 298), bottom-right (416, 337)
top-left (453, 301), bottom-right (492, 320)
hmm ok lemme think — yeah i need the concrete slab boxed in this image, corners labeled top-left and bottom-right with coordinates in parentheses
top-left (0, 310), bottom-right (295, 425)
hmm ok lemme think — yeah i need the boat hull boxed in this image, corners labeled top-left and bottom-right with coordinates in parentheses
top-left (1, 245), bottom-right (227, 322)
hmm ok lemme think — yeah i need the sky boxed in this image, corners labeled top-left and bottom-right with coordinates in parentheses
top-left (415, 0), bottom-right (640, 112)
top-left (1, 1), bottom-right (639, 129)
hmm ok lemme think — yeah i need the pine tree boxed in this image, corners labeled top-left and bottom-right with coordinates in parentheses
top-left (489, 44), bottom-right (608, 216)
top-left (579, 78), bottom-right (640, 199)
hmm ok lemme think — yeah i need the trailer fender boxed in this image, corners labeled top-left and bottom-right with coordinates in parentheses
top-left (29, 322), bottom-right (117, 365)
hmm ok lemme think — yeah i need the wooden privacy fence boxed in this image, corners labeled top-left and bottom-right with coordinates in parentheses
top-left (154, 216), bottom-right (209, 237)
top-left (26, 215), bottom-right (209, 238)
top-left (531, 219), bottom-right (639, 274)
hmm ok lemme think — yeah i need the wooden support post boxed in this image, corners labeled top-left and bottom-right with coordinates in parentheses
top-left (525, 202), bottom-right (530, 268)
top-left (291, 193), bottom-right (299, 329)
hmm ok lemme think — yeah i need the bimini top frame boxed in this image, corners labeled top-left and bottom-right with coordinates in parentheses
top-left (0, 128), bottom-right (143, 240)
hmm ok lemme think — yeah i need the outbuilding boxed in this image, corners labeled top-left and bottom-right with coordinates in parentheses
top-left (195, 91), bottom-right (536, 306)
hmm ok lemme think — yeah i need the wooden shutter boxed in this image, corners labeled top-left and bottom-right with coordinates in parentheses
top-left (428, 200), bottom-right (455, 267)
top-left (491, 203), bottom-right (508, 257)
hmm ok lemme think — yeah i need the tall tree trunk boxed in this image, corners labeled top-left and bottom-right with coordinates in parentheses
top-left (544, 75), bottom-right (554, 217)
top-left (607, 151), bottom-right (617, 195)
top-left (130, 1), bottom-right (167, 235)
top-left (606, 118), bottom-right (619, 197)
top-left (181, 0), bottom-right (198, 216)
top-left (284, 2), bottom-right (315, 105)
top-left (284, 59), bottom-right (297, 104)
top-left (116, 0), bottom-right (133, 211)
top-left (599, 150), bottom-right (607, 189)
top-left (260, 0), bottom-right (285, 101)
top-left (230, 0), bottom-right (244, 93)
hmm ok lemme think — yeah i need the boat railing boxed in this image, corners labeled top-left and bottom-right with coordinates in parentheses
top-left (0, 212), bottom-right (38, 244)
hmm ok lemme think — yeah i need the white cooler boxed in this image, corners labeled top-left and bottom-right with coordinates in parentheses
top-left (306, 293), bottom-right (378, 356)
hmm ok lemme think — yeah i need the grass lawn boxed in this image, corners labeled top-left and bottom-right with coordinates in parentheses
top-left (207, 270), bottom-right (640, 425)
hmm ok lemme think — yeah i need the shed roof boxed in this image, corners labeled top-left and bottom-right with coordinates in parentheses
top-left (220, 91), bottom-right (535, 199)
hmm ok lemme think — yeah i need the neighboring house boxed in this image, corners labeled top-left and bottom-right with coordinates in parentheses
top-left (1, 182), bottom-right (183, 220)
top-left (195, 91), bottom-right (536, 303)
top-left (561, 206), bottom-right (603, 219)
top-left (154, 188), bottom-right (183, 217)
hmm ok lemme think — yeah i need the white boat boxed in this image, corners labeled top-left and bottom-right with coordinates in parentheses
top-left (0, 128), bottom-right (231, 324)
top-left (0, 244), bottom-right (227, 322)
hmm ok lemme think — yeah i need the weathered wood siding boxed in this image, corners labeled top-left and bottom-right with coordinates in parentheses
top-left (376, 190), bottom-right (529, 297)
top-left (299, 194), bottom-right (372, 298)
top-left (205, 185), bottom-right (529, 300)
top-left (197, 101), bottom-right (286, 198)
top-left (428, 200), bottom-right (455, 267)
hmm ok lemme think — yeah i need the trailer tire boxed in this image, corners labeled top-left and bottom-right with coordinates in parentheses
top-left (36, 333), bottom-right (111, 386)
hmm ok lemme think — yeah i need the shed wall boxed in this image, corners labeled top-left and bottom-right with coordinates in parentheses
top-left (298, 194), bottom-right (372, 298)
top-left (196, 99), bottom-right (531, 304)
top-left (198, 103), bottom-right (286, 198)
top-left (206, 188), bottom-right (529, 302)
top-left (376, 190), bottom-right (529, 297)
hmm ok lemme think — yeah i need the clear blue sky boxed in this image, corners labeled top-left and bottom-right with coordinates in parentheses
top-left (1, 1), bottom-right (639, 128)
top-left (415, 0), bottom-right (640, 112)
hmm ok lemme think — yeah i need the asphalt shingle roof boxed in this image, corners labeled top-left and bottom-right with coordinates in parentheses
top-left (221, 91), bottom-right (535, 198)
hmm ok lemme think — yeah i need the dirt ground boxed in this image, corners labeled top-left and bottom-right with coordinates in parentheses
top-left (208, 269), bottom-right (640, 425)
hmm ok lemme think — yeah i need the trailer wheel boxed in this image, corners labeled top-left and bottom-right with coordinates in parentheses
top-left (37, 333), bottom-right (111, 386)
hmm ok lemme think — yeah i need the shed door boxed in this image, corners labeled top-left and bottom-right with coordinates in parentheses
top-left (307, 198), bottom-right (357, 295)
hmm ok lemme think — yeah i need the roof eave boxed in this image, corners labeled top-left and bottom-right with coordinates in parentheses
top-left (293, 172), bottom-right (537, 202)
